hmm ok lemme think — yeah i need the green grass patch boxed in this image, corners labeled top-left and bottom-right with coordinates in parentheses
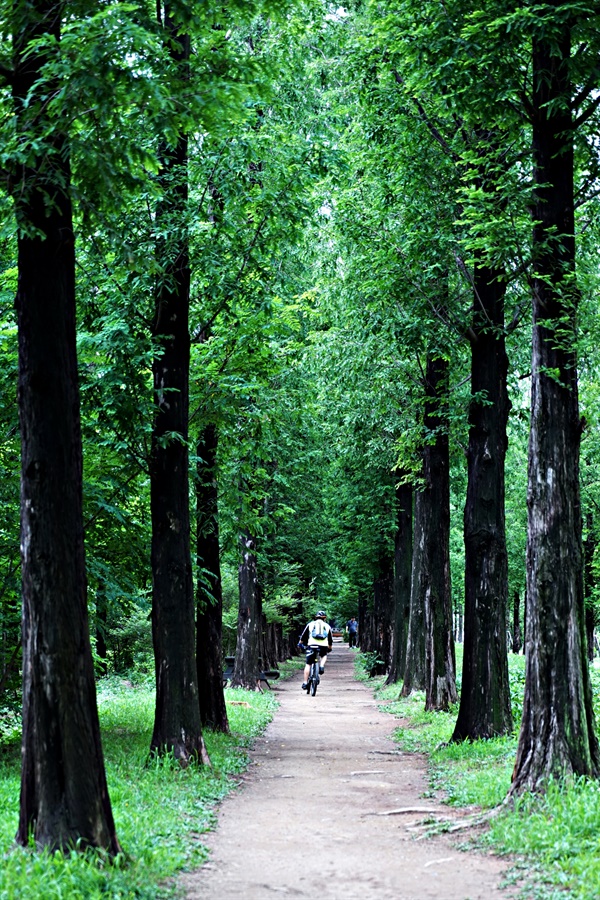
top-left (360, 648), bottom-right (600, 899)
top-left (273, 657), bottom-right (303, 682)
top-left (485, 778), bottom-right (600, 900)
top-left (0, 678), bottom-right (276, 899)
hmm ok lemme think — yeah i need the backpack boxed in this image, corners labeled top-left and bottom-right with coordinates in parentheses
top-left (311, 620), bottom-right (327, 641)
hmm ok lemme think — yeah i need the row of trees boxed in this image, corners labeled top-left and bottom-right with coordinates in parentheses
top-left (1, 0), bottom-right (333, 854)
top-left (332, 0), bottom-right (600, 794)
top-left (2, 0), bottom-right (600, 858)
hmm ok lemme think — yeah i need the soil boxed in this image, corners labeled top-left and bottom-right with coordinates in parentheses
top-left (182, 645), bottom-right (514, 900)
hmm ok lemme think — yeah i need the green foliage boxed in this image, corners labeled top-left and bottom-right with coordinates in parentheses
top-left (355, 650), bottom-right (386, 680)
top-left (0, 680), bottom-right (276, 899)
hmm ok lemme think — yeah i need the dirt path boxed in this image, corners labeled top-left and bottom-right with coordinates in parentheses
top-left (182, 646), bottom-right (512, 900)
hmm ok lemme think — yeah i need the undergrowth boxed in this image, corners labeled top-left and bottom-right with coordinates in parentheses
top-left (359, 648), bottom-right (600, 900)
top-left (0, 679), bottom-right (276, 899)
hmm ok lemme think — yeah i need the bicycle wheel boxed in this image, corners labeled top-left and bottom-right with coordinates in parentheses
top-left (311, 663), bottom-right (319, 695)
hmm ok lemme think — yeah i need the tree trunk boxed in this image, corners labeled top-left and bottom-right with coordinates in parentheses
top-left (196, 423), bottom-right (228, 733)
top-left (150, 8), bottom-right (208, 765)
top-left (95, 585), bottom-right (108, 677)
top-left (372, 557), bottom-right (394, 674)
top-left (511, 23), bottom-right (599, 792)
top-left (361, 606), bottom-right (375, 654)
top-left (523, 585), bottom-right (528, 651)
top-left (275, 622), bottom-right (284, 662)
top-left (231, 532), bottom-right (262, 689)
top-left (387, 480), bottom-right (412, 685)
top-left (452, 253), bottom-right (512, 741)
top-left (512, 591), bottom-right (522, 655)
top-left (261, 618), bottom-right (278, 671)
top-left (421, 355), bottom-right (457, 711)
top-left (402, 490), bottom-right (427, 696)
top-left (357, 592), bottom-right (368, 651)
top-left (584, 513), bottom-right (596, 662)
top-left (14, 0), bottom-right (119, 852)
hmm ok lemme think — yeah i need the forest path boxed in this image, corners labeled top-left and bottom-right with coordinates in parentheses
top-left (182, 645), bottom-right (513, 900)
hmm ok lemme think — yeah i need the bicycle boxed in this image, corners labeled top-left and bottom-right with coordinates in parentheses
top-left (306, 653), bottom-right (320, 696)
top-left (298, 643), bottom-right (322, 696)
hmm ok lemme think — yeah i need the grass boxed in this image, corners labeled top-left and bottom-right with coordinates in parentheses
top-left (0, 678), bottom-right (276, 899)
top-left (359, 648), bottom-right (600, 900)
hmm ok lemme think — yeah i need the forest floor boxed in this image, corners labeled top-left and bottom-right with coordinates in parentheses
top-left (181, 645), bottom-right (514, 900)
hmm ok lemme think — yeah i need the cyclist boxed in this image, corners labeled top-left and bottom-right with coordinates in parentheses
top-left (298, 610), bottom-right (333, 691)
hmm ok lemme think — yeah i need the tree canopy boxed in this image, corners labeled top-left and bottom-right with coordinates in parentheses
top-left (3, 0), bottom-right (600, 853)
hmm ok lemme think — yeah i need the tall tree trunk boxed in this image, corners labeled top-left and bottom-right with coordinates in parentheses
top-left (523, 585), bottom-right (528, 651)
top-left (150, 8), bottom-right (208, 765)
top-left (452, 253), bottom-right (512, 740)
top-left (387, 481), bottom-right (412, 685)
top-left (95, 584), bottom-right (108, 677)
top-left (511, 22), bottom-right (599, 792)
top-left (422, 354), bottom-right (457, 711)
top-left (261, 618), bottom-right (278, 671)
top-left (402, 490), bottom-right (427, 696)
top-left (231, 532), bottom-right (262, 689)
top-left (357, 592), bottom-right (368, 650)
top-left (584, 513), bottom-right (596, 662)
top-left (512, 591), bottom-right (522, 655)
top-left (372, 556), bottom-right (394, 674)
top-left (196, 423), bottom-right (228, 733)
top-left (14, 0), bottom-right (119, 852)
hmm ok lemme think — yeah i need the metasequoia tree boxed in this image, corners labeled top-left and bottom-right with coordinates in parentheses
top-left (401, 354), bottom-right (453, 701)
top-left (386, 480), bottom-right (412, 684)
top-left (231, 530), bottom-right (262, 689)
top-left (401, 490), bottom-right (426, 695)
top-left (149, 3), bottom-right (208, 763)
top-left (421, 353), bottom-right (457, 711)
top-left (361, 0), bottom-right (520, 727)
top-left (511, 8), bottom-right (599, 791)
top-left (195, 422), bottom-right (229, 732)
top-left (452, 239), bottom-right (512, 740)
top-left (12, 0), bottom-right (119, 851)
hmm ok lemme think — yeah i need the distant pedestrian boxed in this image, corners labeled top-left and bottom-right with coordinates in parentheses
top-left (346, 616), bottom-right (358, 648)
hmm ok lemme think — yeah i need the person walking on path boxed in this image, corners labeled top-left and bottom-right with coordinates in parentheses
top-left (298, 610), bottom-right (332, 690)
top-left (346, 616), bottom-right (358, 647)
top-left (346, 616), bottom-right (358, 648)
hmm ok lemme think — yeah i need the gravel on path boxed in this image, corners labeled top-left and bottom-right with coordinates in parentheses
top-left (182, 645), bottom-right (513, 900)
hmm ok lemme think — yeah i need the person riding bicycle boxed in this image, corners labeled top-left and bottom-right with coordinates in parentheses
top-left (298, 610), bottom-right (333, 691)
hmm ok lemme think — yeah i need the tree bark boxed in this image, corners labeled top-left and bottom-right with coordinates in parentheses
top-left (402, 490), bottom-right (427, 696)
top-left (14, 0), bottom-right (119, 852)
top-left (452, 253), bottom-right (512, 740)
top-left (357, 592), bottom-right (368, 651)
top-left (150, 7), bottom-right (208, 765)
top-left (196, 423), bottom-right (229, 733)
top-left (231, 532), bottom-right (262, 689)
top-left (387, 481), bottom-right (412, 685)
top-left (95, 585), bottom-right (108, 677)
top-left (372, 556), bottom-right (394, 674)
top-left (512, 591), bottom-right (522, 655)
top-left (584, 513), bottom-right (596, 662)
top-left (511, 22), bottom-right (599, 792)
top-left (421, 355), bottom-right (457, 711)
